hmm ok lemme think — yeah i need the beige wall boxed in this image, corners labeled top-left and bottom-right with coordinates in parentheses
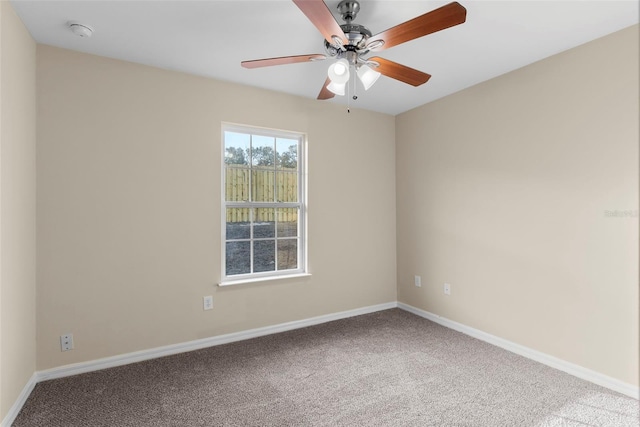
top-left (396, 25), bottom-right (639, 386)
top-left (0, 1), bottom-right (37, 420)
top-left (36, 45), bottom-right (397, 370)
top-left (27, 17), bottom-right (640, 403)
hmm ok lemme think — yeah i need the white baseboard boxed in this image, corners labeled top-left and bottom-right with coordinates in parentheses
top-left (37, 302), bottom-right (398, 383)
top-left (397, 302), bottom-right (640, 400)
top-left (1, 373), bottom-right (37, 427)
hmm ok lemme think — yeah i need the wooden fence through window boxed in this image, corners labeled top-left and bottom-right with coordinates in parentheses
top-left (225, 166), bottom-right (298, 223)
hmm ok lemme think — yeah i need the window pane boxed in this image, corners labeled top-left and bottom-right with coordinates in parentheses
top-left (226, 241), bottom-right (250, 276)
top-left (277, 208), bottom-right (298, 237)
top-left (252, 169), bottom-right (275, 202)
top-left (225, 166), bottom-right (250, 202)
top-left (276, 171), bottom-right (297, 202)
top-left (226, 209), bottom-right (251, 239)
top-left (278, 239), bottom-right (298, 271)
top-left (254, 208), bottom-right (275, 238)
top-left (224, 132), bottom-right (250, 166)
top-left (276, 138), bottom-right (298, 170)
top-left (224, 132), bottom-right (251, 202)
top-left (250, 135), bottom-right (275, 167)
top-left (254, 240), bottom-right (275, 272)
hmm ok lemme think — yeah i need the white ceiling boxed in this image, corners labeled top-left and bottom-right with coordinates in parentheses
top-left (10, 0), bottom-right (639, 115)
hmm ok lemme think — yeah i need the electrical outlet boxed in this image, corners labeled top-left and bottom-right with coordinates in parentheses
top-left (60, 334), bottom-right (74, 351)
top-left (203, 295), bottom-right (213, 311)
top-left (444, 283), bottom-right (451, 295)
top-left (414, 275), bottom-right (422, 287)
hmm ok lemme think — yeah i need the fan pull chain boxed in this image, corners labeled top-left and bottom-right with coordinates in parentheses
top-left (347, 72), bottom-right (351, 113)
top-left (347, 67), bottom-right (358, 114)
top-left (352, 71), bottom-right (358, 102)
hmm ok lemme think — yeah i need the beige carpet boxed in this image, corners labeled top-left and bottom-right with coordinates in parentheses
top-left (13, 309), bottom-right (639, 426)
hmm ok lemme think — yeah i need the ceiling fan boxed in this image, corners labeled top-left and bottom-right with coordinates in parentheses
top-left (241, 0), bottom-right (467, 100)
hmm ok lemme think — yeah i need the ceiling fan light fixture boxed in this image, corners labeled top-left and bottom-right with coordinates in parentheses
top-left (357, 64), bottom-right (381, 90)
top-left (328, 58), bottom-right (350, 84)
top-left (327, 81), bottom-right (346, 96)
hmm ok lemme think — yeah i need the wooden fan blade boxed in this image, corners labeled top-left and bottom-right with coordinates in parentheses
top-left (368, 2), bottom-right (466, 51)
top-left (368, 57), bottom-right (431, 86)
top-left (317, 77), bottom-right (335, 100)
top-left (241, 54), bottom-right (326, 69)
top-left (293, 0), bottom-right (347, 45)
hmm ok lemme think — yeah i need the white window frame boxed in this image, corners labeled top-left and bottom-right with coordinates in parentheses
top-left (220, 123), bottom-right (307, 285)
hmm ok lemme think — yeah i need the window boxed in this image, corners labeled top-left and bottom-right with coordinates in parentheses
top-left (222, 124), bottom-right (306, 283)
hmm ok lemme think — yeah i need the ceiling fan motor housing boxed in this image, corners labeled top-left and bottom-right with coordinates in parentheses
top-left (324, 22), bottom-right (373, 61)
top-left (342, 23), bottom-right (371, 45)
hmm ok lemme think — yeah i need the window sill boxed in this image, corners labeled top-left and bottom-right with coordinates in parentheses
top-left (218, 273), bottom-right (312, 287)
